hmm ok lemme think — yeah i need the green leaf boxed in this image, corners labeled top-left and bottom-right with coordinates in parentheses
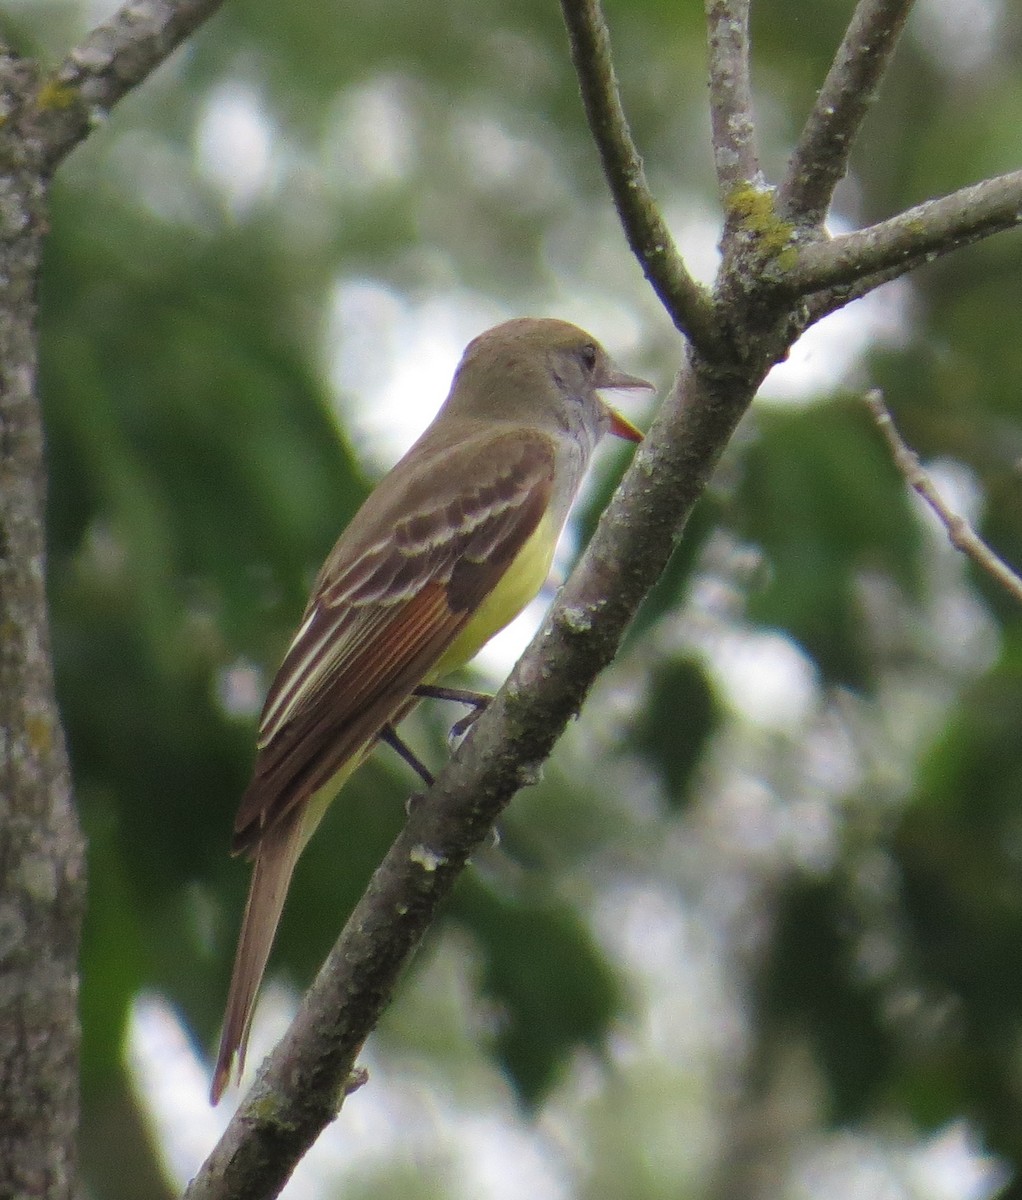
top-left (454, 876), bottom-right (622, 1104)
top-left (756, 877), bottom-right (894, 1122)
top-left (633, 657), bottom-right (721, 808)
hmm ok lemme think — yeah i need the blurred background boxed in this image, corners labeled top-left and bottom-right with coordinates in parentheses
top-left (11, 0), bottom-right (1022, 1195)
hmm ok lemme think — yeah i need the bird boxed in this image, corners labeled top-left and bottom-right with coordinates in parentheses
top-left (210, 316), bottom-right (651, 1103)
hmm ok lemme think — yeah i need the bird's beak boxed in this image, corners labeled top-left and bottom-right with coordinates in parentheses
top-left (598, 362), bottom-right (654, 443)
top-left (607, 407), bottom-right (645, 442)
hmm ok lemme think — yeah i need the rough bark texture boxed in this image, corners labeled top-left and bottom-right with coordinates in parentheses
top-left (0, 52), bottom-right (86, 1200)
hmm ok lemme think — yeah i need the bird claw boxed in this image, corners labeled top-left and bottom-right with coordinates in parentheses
top-left (447, 698), bottom-right (489, 746)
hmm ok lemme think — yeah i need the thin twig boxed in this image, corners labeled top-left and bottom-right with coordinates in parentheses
top-left (779, 170), bottom-right (1022, 298)
top-left (559, 0), bottom-right (720, 355)
top-left (33, 0), bottom-right (225, 170)
top-left (779, 0), bottom-right (915, 223)
top-left (864, 389), bottom-right (1022, 605)
top-left (705, 0), bottom-right (761, 198)
top-left (803, 263), bottom-right (908, 326)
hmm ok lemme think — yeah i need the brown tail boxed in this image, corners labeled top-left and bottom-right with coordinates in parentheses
top-left (210, 815), bottom-right (304, 1104)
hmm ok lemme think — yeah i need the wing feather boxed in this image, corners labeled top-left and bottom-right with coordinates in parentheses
top-left (232, 432), bottom-right (555, 854)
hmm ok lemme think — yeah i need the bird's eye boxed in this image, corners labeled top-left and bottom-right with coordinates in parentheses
top-left (579, 343), bottom-right (598, 373)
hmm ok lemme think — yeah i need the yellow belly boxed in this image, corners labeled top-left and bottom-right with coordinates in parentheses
top-left (432, 510), bottom-right (558, 678)
top-left (298, 511), bottom-right (558, 847)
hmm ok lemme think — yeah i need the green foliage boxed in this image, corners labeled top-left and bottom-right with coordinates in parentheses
top-left (453, 876), bottom-right (622, 1104)
top-left (756, 877), bottom-right (895, 1121)
top-left (891, 633), bottom-right (1022, 1161)
top-left (632, 657), bottom-right (720, 807)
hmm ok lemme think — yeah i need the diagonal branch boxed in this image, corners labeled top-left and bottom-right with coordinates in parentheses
top-left (559, 0), bottom-right (720, 357)
top-left (864, 390), bottom-right (1022, 605)
top-left (184, 347), bottom-right (772, 1200)
top-left (779, 0), bottom-right (915, 224)
top-left (705, 0), bottom-right (761, 198)
top-left (778, 170), bottom-right (1022, 298)
top-left (801, 262), bottom-right (905, 327)
top-left (32, 0), bottom-right (225, 171)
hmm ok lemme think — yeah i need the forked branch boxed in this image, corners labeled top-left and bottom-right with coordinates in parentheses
top-left (782, 171), bottom-right (1022, 299)
top-left (34, 0), bottom-right (225, 170)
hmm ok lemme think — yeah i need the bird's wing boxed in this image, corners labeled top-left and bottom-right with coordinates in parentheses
top-left (232, 432), bottom-right (555, 854)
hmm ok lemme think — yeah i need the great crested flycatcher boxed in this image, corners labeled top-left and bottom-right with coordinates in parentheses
top-left (210, 316), bottom-right (651, 1102)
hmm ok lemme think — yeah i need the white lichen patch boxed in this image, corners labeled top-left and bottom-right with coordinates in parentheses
top-left (558, 606), bottom-right (593, 634)
top-left (409, 844), bottom-right (445, 872)
top-left (16, 852), bottom-right (58, 903)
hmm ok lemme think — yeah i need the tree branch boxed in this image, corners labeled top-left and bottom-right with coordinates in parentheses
top-left (559, 0), bottom-right (720, 356)
top-left (802, 263), bottom-right (905, 327)
top-left (777, 171), bottom-right (1022, 297)
top-left (705, 0), bottom-right (761, 198)
top-left (185, 342), bottom-right (774, 1200)
top-left (864, 390), bottom-right (1022, 605)
top-left (32, 0), bottom-right (225, 171)
top-left (0, 52), bottom-right (85, 1200)
top-left (779, 0), bottom-right (915, 223)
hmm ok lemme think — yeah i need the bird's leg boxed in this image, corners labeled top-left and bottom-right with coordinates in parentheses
top-left (413, 683), bottom-right (491, 742)
top-left (379, 724), bottom-right (435, 789)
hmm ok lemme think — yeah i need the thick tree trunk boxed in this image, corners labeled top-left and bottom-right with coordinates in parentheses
top-left (0, 53), bottom-right (86, 1200)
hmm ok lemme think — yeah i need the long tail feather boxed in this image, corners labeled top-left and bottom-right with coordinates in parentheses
top-left (210, 816), bottom-right (304, 1104)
